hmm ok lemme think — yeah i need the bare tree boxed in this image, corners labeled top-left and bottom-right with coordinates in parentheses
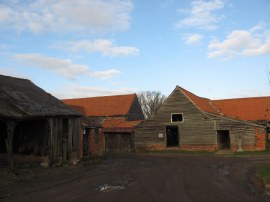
top-left (137, 91), bottom-right (167, 119)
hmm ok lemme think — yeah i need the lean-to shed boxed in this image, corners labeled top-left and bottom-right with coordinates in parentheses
top-left (135, 86), bottom-right (267, 152)
top-left (0, 75), bottom-right (81, 166)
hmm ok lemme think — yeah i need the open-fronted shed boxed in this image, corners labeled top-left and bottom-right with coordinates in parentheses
top-left (0, 74), bottom-right (81, 166)
top-left (135, 86), bottom-right (267, 152)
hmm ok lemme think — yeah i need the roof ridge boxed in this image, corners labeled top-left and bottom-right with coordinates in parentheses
top-left (62, 93), bottom-right (135, 101)
top-left (0, 74), bottom-right (30, 82)
top-left (176, 85), bottom-right (222, 116)
top-left (213, 96), bottom-right (270, 101)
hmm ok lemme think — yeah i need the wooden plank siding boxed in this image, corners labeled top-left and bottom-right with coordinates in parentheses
top-left (135, 87), bottom-right (266, 152)
top-left (105, 133), bottom-right (133, 152)
top-left (47, 117), bottom-right (80, 165)
top-left (210, 115), bottom-right (266, 151)
top-left (135, 88), bottom-right (217, 150)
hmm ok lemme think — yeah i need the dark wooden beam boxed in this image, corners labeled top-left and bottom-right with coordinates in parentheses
top-left (5, 120), bottom-right (16, 171)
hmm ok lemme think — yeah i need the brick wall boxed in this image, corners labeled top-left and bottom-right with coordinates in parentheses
top-left (255, 133), bottom-right (266, 151)
top-left (89, 128), bottom-right (104, 156)
top-left (180, 144), bottom-right (217, 152)
top-left (230, 145), bottom-right (263, 151)
top-left (136, 144), bottom-right (218, 152)
top-left (135, 144), bottom-right (166, 151)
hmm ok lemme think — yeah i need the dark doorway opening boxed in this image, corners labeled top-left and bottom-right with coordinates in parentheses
top-left (217, 130), bottom-right (230, 149)
top-left (166, 126), bottom-right (179, 147)
top-left (13, 119), bottom-right (49, 156)
top-left (0, 121), bottom-right (7, 153)
top-left (83, 128), bottom-right (90, 156)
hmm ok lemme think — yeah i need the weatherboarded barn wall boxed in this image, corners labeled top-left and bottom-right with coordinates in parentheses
top-left (47, 117), bottom-right (80, 164)
top-left (135, 87), bottom-right (216, 151)
top-left (0, 74), bottom-right (81, 166)
top-left (135, 86), bottom-right (266, 152)
top-left (212, 115), bottom-right (266, 151)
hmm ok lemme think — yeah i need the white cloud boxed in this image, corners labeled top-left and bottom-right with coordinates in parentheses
top-left (0, 0), bottom-right (133, 34)
top-left (250, 21), bottom-right (266, 33)
top-left (15, 53), bottom-right (90, 79)
top-left (175, 0), bottom-right (225, 30)
top-left (14, 53), bottom-right (121, 79)
top-left (53, 83), bottom-right (135, 99)
top-left (243, 36), bottom-right (270, 56)
top-left (56, 39), bottom-right (139, 57)
top-left (91, 69), bottom-right (121, 79)
top-left (185, 34), bottom-right (204, 45)
top-left (208, 29), bottom-right (270, 58)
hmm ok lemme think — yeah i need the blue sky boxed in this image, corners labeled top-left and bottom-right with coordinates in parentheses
top-left (0, 0), bottom-right (270, 99)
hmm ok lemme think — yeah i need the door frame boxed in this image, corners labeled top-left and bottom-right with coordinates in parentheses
top-left (166, 125), bottom-right (179, 147)
top-left (217, 130), bottom-right (230, 149)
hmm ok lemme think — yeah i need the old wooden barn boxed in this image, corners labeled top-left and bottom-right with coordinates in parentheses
top-left (0, 75), bottom-right (81, 166)
top-left (63, 94), bottom-right (144, 155)
top-left (135, 86), bottom-right (268, 152)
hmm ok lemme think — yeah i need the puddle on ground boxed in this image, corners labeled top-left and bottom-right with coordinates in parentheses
top-left (97, 184), bottom-right (126, 192)
top-left (95, 176), bottom-right (135, 192)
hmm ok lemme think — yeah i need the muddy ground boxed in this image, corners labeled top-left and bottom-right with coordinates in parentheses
top-left (1, 153), bottom-right (270, 202)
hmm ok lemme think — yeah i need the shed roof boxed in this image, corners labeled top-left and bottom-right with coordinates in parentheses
top-left (0, 74), bottom-right (80, 118)
top-left (212, 97), bottom-right (270, 121)
top-left (102, 117), bottom-right (142, 128)
top-left (62, 94), bottom-right (136, 117)
top-left (177, 86), bottom-right (270, 121)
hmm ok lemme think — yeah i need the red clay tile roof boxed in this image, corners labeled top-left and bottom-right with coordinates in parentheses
top-left (67, 105), bottom-right (85, 115)
top-left (177, 86), bottom-right (270, 121)
top-left (62, 94), bottom-right (136, 117)
top-left (212, 97), bottom-right (270, 121)
top-left (178, 86), bottom-right (220, 115)
top-left (102, 117), bottom-right (142, 128)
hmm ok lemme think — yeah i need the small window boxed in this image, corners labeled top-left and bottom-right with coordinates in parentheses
top-left (171, 113), bottom-right (183, 123)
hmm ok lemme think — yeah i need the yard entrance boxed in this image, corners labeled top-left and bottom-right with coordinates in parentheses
top-left (105, 133), bottom-right (133, 152)
top-left (166, 126), bottom-right (179, 147)
top-left (217, 130), bottom-right (230, 149)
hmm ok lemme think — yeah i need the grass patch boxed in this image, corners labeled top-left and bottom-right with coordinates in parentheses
top-left (256, 163), bottom-right (270, 190)
top-left (141, 150), bottom-right (213, 155)
top-left (233, 150), bottom-right (270, 156)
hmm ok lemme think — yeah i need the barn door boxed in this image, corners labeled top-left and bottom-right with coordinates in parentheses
top-left (83, 128), bottom-right (90, 156)
top-left (166, 126), bottom-right (179, 147)
top-left (105, 133), bottom-right (132, 152)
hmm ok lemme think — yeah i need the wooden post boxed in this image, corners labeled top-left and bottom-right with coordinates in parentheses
top-left (68, 118), bottom-right (73, 159)
top-left (5, 120), bottom-right (16, 171)
top-left (47, 118), bottom-right (53, 166)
